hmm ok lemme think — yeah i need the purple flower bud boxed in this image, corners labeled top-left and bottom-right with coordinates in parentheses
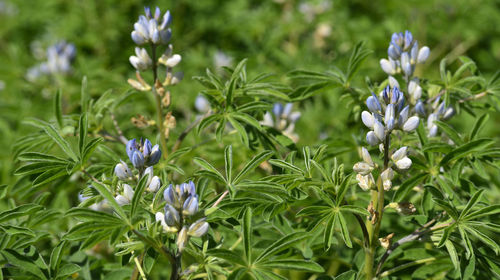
top-left (131, 150), bottom-right (145, 169)
top-left (385, 104), bottom-right (395, 131)
top-left (146, 144), bottom-right (161, 166)
top-left (164, 204), bottom-right (180, 227)
top-left (366, 93), bottom-right (381, 113)
top-left (127, 139), bottom-right (137, 161)
top-left (183, 196), bottom-right (199, 216)
top-left (143, 139), bottom-right (152, 157)
top-left (415, 100), bottom-right (426, 116)
top-left (417, 46), bottom-right (430, 63)
top-left (404, 30), bottom-right (413, 50)
top-left (361, 111), bottom-right (375, 128)
top-left (272, 103), bottom-right (284, 118)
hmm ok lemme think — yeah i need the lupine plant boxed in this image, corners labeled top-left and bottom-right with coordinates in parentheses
top-left (3, 3), bottom-right (500, 280)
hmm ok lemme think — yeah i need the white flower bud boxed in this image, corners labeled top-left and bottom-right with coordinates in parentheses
top-left (353, 162), bottom-right (374, 175)
top-left (391, 147), bottom-right (408, 161)
top-left (361, 111), bottom-right (375, 128)
top-left (366, 131), bottom-right (380, 146)
top-left (361, 147), bottom-right (374, 166)
top-left (388, 76), bottom-right (399, 89)
top-left (403, 116), bottom-right (419, 132)
top-left (417, 46), bottom-right (430, 63)
top-left (356, 173), bottom-right (374, 191)
top-left (395, 157), bottom-right (412, 170)
top-left (374, 120), bottom-right (385, 141)
top-left (171, 72), bottom-right (183, 85)
top-left (165, 54), bottom-right (181, 67)
top-left (380, 59), bottom-right (396, 75)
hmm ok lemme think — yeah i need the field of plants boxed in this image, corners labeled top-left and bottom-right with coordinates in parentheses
top-left (0, 0), bottom-right (499, 279)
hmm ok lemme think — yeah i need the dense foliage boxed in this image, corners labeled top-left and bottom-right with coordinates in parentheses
top-left (1, 0), bottom-right (499, 279)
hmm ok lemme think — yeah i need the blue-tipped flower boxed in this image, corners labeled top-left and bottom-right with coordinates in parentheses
top-left (382, 30), bottom-right (430, 78)
top-left (367, 94), bottom-right (382, 113)
top-left (262, 102), bottom-right (301, 143)
top-left (27, 41), bottom-right (76, 81)
top-left (131, 6), bottom-right (172, 46)
top-left (131, 150), bottom-right (145, 169)
top-left (114, 161), bottom-right (133, 180)
top-left (182, 196), bottom-right (199, 216)
top-left (164, 204), bottom-right (180, 227)
top-left (126, 138), bottom-right (161, 169)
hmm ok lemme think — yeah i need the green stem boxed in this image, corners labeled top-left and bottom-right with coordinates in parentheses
top-left (150, 44), bottom-right (168, 159)
top-left (364, 135), bottom-right (390, 280)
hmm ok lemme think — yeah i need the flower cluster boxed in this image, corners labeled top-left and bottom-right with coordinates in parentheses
top-left (380, 30), bottom-right (429, 78)
top-left (155, 181), bottom-right (209, 252)
top-left (415, 96), bottom-right (455, 137)
top-left (361, 86), bottom-right (419, 146)
top-left (26, 41), bottom-right (76, 81)
top-left (114, 138), bottom-right (162, 205)
top-left (261, 103), bottom-right (301, 143)
top-left (128, 7), bottom-right (183, 91)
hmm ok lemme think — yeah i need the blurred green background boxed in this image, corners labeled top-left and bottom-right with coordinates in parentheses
top-left (1, 0), bottom-right (500, 186)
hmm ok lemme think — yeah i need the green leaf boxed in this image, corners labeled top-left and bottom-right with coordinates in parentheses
top-left (207, 249), bottom-right (246, 266)
top-left (336, 173), bottom-right (353, 204)
top-left (91, 182), bottom-right (129, 223)
top-left (54, 89), bottom-right (63, 128)
top-left (470, 114), bottom-right (489, 140)
top-left (224, 146), bottom-right (233, 183)
top-left (1, 249), bottom-right (48, 279)
top-left (444, 240), bottom-right (459, 271)
top-left (459, 189), bottom-right (484, 220)
top-left (65, 208), bottom-right (123, 225)
top-left (193, 157), bottom-right (226, 183)
top-left (78, 113), bottom-right (87, 156)
top-left (324, 214), bottom-right (336, 250)
top-left (81, 76), bottom-right (88, 113)
top-left (43, 123), bottom-right (78, 161)
top-left (255, 232), bottom-right (310, 263)
top-left (437, 223), bottom-right (456, 247)
top-left (296, 206), bottom-right (330, 217)
top-left (434, 121), bottom-right (463, 145)
top-left (393, 173), bottom-right (428, 202)
top-left (243, 207), bottom-right (252, 264)
top-left (337, 212), bottom-right (352, 248)
top-left (32, 169), bottom-right (67, 187)
top-left (56, 263), bottom-right (80, 278)
top-left (340, 205), bottom-right (370, 216)
top-left (258, 259), bottom-right (324, 273)
top-left (19, 152), bottom-right (68, 164)
top-left (231, 112), bottom-right (262, 130)
top-left (462, 255), bottom-right (475, 280)
top-left (433, 198), bottom-right (459, 220)
top-left (130, 174), bottom-right (149, 219)
top-left (440, 138), bottom-right (495, 166)
top-left (228, 116), bottom-right (249, 147)
top-left (346, 41), bottom-right (372, 82)
top-left (464, 205), bottom-right (500, 220)
top-left (268, 159), bottom-right (303, 174)
top-left (0, 204), bottom-right (43, 223)
top-left (82, 137), bottom-right (103, 164)
top-left (463, 225), bottom-right (500, 254)
top-left (49, 241), bottom-right (67, 273)
top-left (233, 150), bottom-right (273, 184)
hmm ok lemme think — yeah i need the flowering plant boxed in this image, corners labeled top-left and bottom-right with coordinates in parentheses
top-left (4, 3), bottom-right (500, 280)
